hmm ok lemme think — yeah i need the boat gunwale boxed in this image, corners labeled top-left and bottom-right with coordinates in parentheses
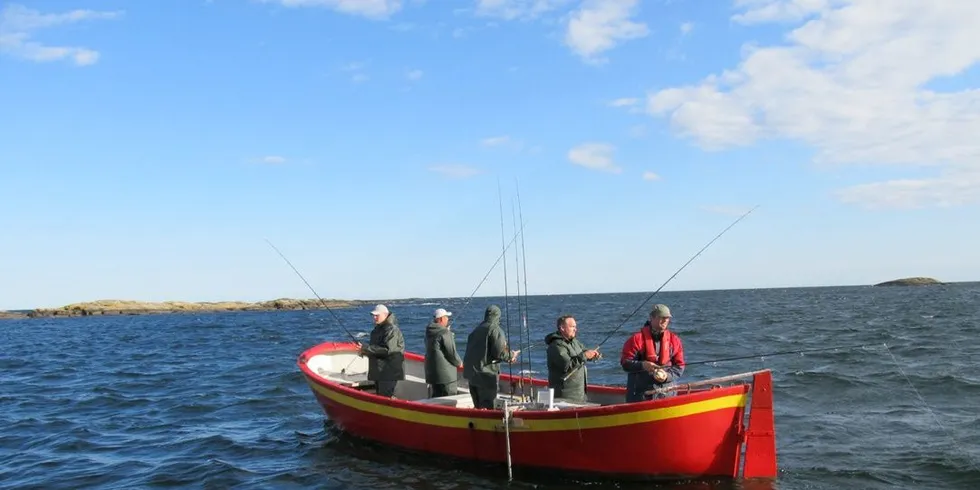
top-left (298, 341), bottom-right (755, 421)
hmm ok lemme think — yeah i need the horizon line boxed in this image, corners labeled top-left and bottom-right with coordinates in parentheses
top-left (5, 278), bottom-right (972, 312)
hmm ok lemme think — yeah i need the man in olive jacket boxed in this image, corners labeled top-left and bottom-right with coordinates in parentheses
top-left (424, 307), bottom-right (463, 397)
top-left (462, 304), bottom-right (520, 409)
top-left (545, 315), bottom-right (601, 403)
top-left (358, 304), bottom-right (405, 397)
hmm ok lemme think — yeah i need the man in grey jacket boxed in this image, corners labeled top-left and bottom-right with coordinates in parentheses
top-left (357, 304), bottom-right (405, 397)
top-left (424, 308), bottom-right (463, 397)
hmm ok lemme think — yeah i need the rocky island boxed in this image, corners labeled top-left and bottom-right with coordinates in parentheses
top-left (0, 298), bottom-right (362, 320)
top-left (873, 277), bottom-right (943, 287)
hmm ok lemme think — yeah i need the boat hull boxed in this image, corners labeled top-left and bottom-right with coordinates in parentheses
top-left (298, 341), bottom-right (777, 481)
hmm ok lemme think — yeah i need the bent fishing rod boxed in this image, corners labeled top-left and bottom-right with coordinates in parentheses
top-left (264, 238), bottom-right (359, 343)
top-left (684, 342), bottom-right (882, 367)
top-left (643, 342), bottom-right (885, 395)
top-left (563, 205), bottom-right (759, 381)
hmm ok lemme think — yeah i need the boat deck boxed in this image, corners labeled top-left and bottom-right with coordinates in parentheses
top-left (306, 351), bottom-right (616, 410)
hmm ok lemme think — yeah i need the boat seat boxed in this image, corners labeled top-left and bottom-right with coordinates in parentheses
top-left (553, 399), bottom-right (602, 409)
top-left (415, 393), bottom-right (474, 408)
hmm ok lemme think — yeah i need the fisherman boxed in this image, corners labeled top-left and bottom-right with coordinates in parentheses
top-left (619, 304), bottom-right (685, 402)
top-left (545, 315), bottom-right (601, 403)
top-left (357, 304), bottom-right (406, 398)
top-left (424, 307), bottom-right (464, 397)
top-left (462, 304), bottom-right (520, 409)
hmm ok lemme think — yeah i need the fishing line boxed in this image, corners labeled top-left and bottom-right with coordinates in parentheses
top-left (563, 205), bottom-right (759, 382)
top-left (595, 205), bottom-right (759, 351)
top-left (883, 342), bottom-right (980, 472)
top-left (264, 239), bottom-right (358, 343)
top-left (452, 219), bottom-right (528, 329)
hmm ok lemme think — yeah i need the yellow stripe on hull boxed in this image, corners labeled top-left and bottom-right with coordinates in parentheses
top-left (307, 379), bottom-right (747, 432)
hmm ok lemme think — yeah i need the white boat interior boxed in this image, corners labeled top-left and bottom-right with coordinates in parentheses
top-left (305, 351), bottom-right (624, 410)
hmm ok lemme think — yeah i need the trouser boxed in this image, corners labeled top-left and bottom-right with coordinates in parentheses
top-left (376, 380), bottom-right (398, 398)
top-left (430, 381), bottom-right (458, 397)
top-left (469, 384), bottom-right (498, 409)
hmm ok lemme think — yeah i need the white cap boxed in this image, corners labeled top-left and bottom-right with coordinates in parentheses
top-left (370, 304), bottom-right (389, 316)
top-left (433, 308), bottom-right (452, 318)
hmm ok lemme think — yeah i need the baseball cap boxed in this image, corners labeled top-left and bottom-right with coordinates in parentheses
top-left (434, 308), bottom-right (452, 318)
top-left (370, 304), bottom-right (389, 316)
top-left (650, 304), bottom-right (671, 318)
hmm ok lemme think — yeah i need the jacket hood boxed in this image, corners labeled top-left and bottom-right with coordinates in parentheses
top-left (544, 331), bottom-right (565, 345)
top-left (425, 321), bottom-right (446, 337)
top-left (483, 305), bottom-right (501, 324)
top-left (379, 311), bottom-right (398, 328)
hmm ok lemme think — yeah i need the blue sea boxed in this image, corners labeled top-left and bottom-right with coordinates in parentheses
top-left (2, 283), bottom-right (979, 489)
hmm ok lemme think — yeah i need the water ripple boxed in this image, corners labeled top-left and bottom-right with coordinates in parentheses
top-left (2, 283), bottom-right (980, 489)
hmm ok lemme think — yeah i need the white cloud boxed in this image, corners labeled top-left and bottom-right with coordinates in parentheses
top-left (628, 124), bottom-right (647, 138)
top-left (700, 205), bottom-right (755, 216)
top-left (340, 61), bottom-right (370, 83)
top-left (642, 171), bottom-right (660, 181)
top-left (568, 143), bottom-right (622, 173)
top-left (564, 0), bottom-right (648, 64)
top-left (265, 0), bottom-right (403, 19)
top-left (474, 0), bottom-right (570, 21)
top-left (406, 69), bottom-right (423, 81)
top-left (480, 135), bottom-right (527, 151)
top-left (680, 21), bottom-right (693, 35)
top-left (261, 156), bottom-right (287, 164)
top-left (0, 4), bottom-right (121, 66)
top-left (428, 164), bottom-right (482, 178)
top-left (732, 0), bottom-right (838, 25)
top-left (481, 136), bottom-right (510, 146)
top-left (609, 97), bottom-right (639, 107)
top-left (646, 0), bottom-right (980, 209)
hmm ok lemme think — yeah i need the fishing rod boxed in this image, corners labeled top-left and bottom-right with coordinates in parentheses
top-left (515, 179), bottom-right (533, 400)
top-left (644, 343), bottom-right (885, 395)
top-left (497, 179), bottom-right (515, 388)
top-left (264, 238), bottom-right (358, 343)
top-left (684, 342), bottom-right (883, 367)
top-left (563, 205), bottom-right (759, 382)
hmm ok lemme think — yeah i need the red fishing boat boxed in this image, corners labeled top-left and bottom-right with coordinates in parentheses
top-left (297, 341), bottom-right (778, 482)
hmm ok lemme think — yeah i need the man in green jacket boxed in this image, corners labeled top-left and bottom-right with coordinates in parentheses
top-left (357, 304), bottom-right (405, 397)
top-left (462, 304), bottom-right (520, 409)
top-left (545, 315), bottom-right (601, 403)
top-left (424, 307), bottom-right (463, 397)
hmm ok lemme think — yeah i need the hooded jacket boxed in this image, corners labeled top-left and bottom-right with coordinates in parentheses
top-left (545, 331), bottom-right (590, 403)
top-left (361, 312), bottom-right (406, 382)
top-left (462, 305), bottom-right (516, 389)
top-left (424, 321), bottom-right (463, 385)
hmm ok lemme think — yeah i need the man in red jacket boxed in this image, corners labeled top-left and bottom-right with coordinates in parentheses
top-left (619, 304), bottom-right (685, 402)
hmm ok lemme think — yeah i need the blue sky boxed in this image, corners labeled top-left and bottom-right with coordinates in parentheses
top-left (1, 0), bottom-right (978, 310)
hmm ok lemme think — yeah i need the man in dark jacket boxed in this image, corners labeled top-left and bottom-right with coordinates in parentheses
top-left (424, 307), bottom-right (463, 397)
top-left (462, 305), bottom-right (520, 409)
top-left (619, 304), bottom-right (685, 402)
top-left (545, 315), bottom-right (601, 403)
top-left (358, 304), bottom-right (405, 397)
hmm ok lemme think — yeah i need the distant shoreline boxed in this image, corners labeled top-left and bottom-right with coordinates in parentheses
top-left (2, 278), bottom-right (973, 320)
top-left (0, 298), bottom-right (364, 320)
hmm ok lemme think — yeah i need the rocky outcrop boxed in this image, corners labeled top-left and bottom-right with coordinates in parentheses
top-left (873, 277), bottom-right (943, 287)
top-left (17, 298), bottom-right (360, 319)
top-left (0, 310), bottom-right (28, 320)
